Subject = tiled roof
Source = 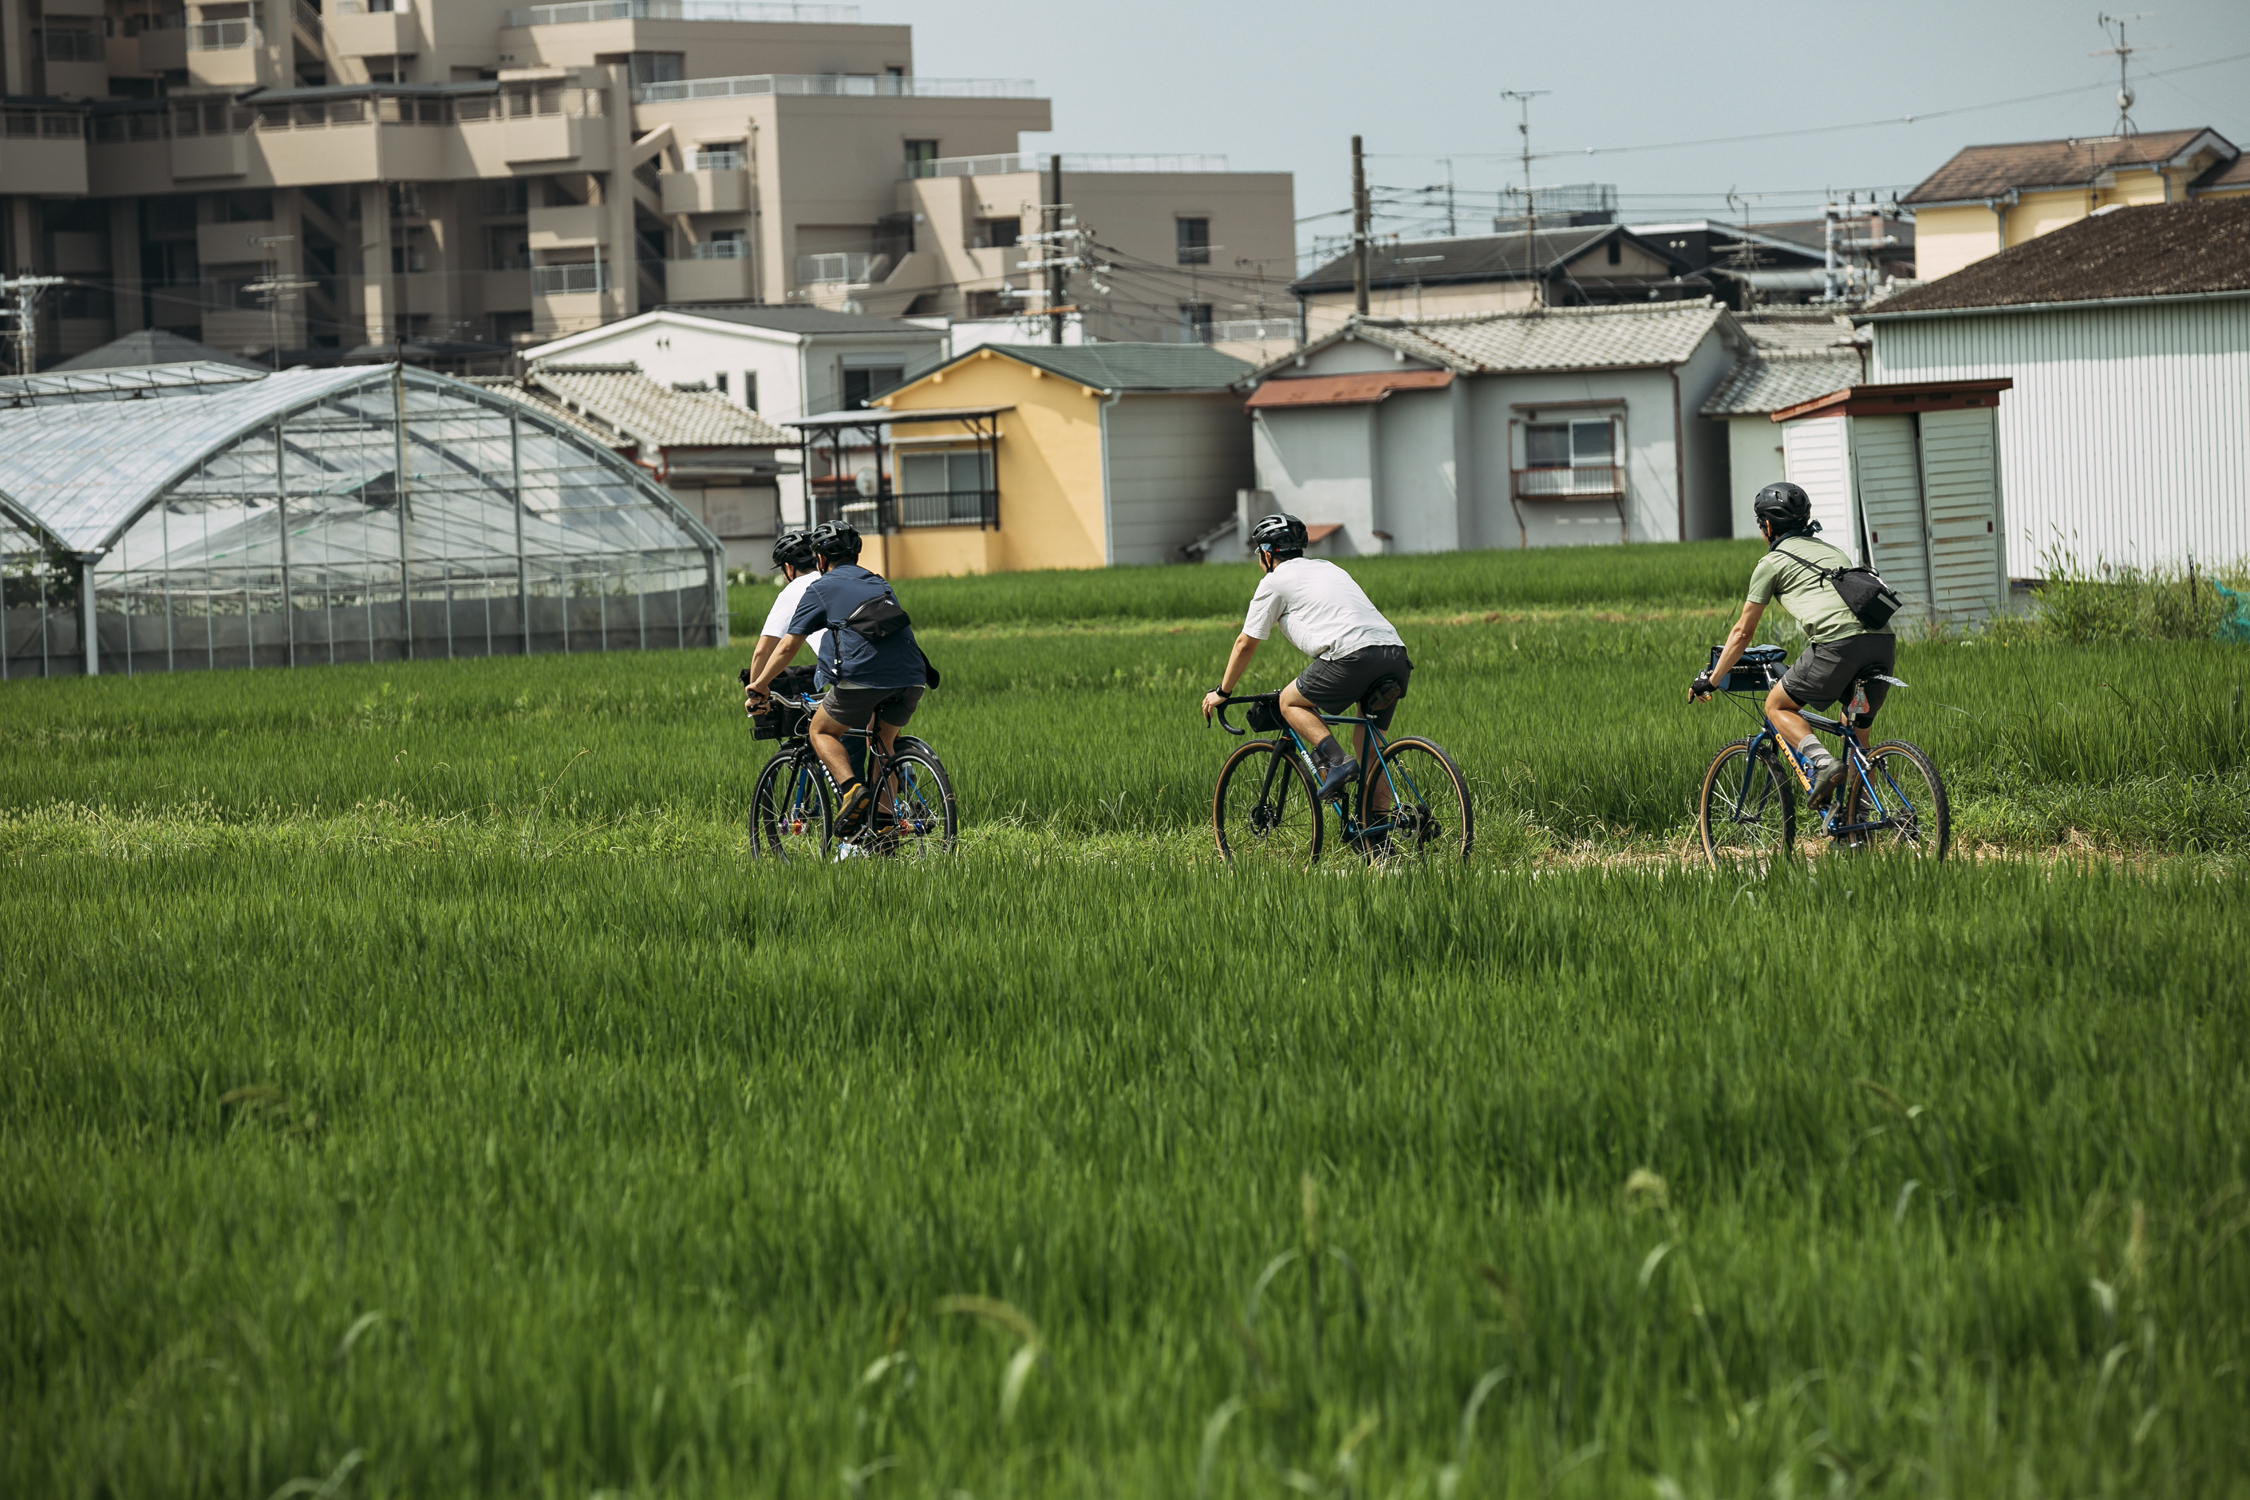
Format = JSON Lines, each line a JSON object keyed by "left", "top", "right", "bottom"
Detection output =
{"left": 1294, "top": 227, "right": 1626, "bottom": 292}
{"left": 1733, "top": 312, "right": 1861, "bottom": 354}
{"left": 481, "top": 363, "right": 793, "bottom": 450}
{"left": 923, "top": 342, "right": 1254, "bottom": 393}
{"left": 1903, "top": 128, "right": 2232, "bottom": 204}
{"left": 1866, "top": 198, "right": 2250, "bottom": 316}
{"left": 1700, "top": 353, "right": 1865, "bottom": 416}
{"left": 657, "top": 304, "right": 945, "bottom": 336}
{"left": 53, "top": 329, "right": 267, "bottom": 373}
{"left": 2194, "top": 152, "right": 2250, "bottom": 193}
{"left": 1321, "top": 301, "right": 1730, "bottom": 375}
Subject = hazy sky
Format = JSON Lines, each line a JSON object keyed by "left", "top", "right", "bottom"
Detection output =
{"left": 913, "top": 0, "right": 2250, "bottom": 263}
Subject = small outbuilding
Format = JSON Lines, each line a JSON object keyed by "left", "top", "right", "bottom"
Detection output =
{"left": 1772, "top": 378, "right": 2013, "bottom": 626}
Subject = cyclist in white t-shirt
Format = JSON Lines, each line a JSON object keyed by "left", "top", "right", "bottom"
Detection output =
{"left": 1201, "top": 513, "right": 1412, "bottom": 800}
{"left": 746, "top": 529, "right": 829, "bottom": 690}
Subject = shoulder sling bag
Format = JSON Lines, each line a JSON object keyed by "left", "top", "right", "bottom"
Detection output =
{"left": 1772, "top": 543, "right": 1904, "bottom": 630}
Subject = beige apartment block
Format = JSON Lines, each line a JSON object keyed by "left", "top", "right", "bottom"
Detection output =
{"left": 0, "top": 0, "right": 1292, "bottom": 373}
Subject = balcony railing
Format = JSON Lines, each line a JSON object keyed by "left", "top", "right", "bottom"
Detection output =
{"left": 510, "top": 1, "right": 861, "bottom": 24}
{"left": 3, "top": 108, "right": 85, "bottom": 140}
{"left": 1209, "top": 318, "right": 1296, "bottom": 343}
{"left": 532, "top": 263, "right": 611, "bottom": 295}
{"left": 636, "top": 73, "right": 1036, "bottom": 103}
{"left": 37, "top": 28, "right": 106, "bottom": 62}
{"left": 689, "top": 238, "right": 748, "bottom": 260}
{"left": 796, "top": 251, "right": 887, "bottom": 284}
{"left": 1511, "top": 466, "right": 1624, "bottom": 500}
{"left": 293, "top": 0, "right": 324, "bottom": 41}
{"left": 905, "top": 151, "right": 1228, "bottom": 179}
{"left": 692, "top": 148, "right": 744, "bottom": 169}
{"left": 815, "top": 489, "right": 998, "bottom": 533}
{"left": 188, "top": 19, "right": 259, "bottom": 49}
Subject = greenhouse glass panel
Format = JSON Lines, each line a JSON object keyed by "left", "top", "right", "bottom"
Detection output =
{"left": 0, "top": 366, "right": 724, "bottom": 676}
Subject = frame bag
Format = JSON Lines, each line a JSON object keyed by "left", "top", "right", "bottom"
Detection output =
{"left": 1774, "top": 543, "right": 1903, "bottom": 630}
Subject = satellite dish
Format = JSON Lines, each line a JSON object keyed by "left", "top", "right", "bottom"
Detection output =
{"left": 854, "top": 467, "right": 879, "bottom": 497}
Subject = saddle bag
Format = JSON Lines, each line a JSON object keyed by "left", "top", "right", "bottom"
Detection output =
{"left": 1361, "top": 674, "right": 1407, "bottom": 717}
{"left": 1775, "top": 543, "right": 1903, "bottom": 630}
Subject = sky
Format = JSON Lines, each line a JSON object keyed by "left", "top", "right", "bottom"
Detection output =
{"left": 911, "top": 0, "right": 2250, "bottom": 267}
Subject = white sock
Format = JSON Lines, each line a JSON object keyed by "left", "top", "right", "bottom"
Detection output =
{"left": 1797, "top": 732, "right": 1833, "bottom": 769}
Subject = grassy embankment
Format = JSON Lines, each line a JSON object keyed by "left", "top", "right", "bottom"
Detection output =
{"left": 4, "top": 541, "right": 2248, "bottom": 1498}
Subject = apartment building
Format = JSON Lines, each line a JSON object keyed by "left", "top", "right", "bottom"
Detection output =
{"left": 0, "top": 1, "right": 1292, "bottom": 369}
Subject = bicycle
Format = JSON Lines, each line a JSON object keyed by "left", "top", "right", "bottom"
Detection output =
{"left": 1208, "top": 691, "right": 1472, "bottom": 866}
{"left": 1693, "top": 643, "right": 1949, "bottom": 868}
{"left": 747, "top": 682, "right": 957, "bottom": 862}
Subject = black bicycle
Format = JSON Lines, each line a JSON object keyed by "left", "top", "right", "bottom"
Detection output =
{"left": 1694, "top": 644, "right": 1949, "bottom": 868}
{"left": 747, "top": 678, "right": 956, "bottom": 862}
{"left": 1209, "top": 692, "right": 1472, "bottom": 866}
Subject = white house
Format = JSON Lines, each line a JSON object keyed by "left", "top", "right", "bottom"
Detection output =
{"left": 525, "top": 305, "right": 950, "bottom": 526}
{"left": 1699, "top": 312, "right": 1865, "bottom": 537}
{"left": 1860, "top": 198, "right": 2250, "bottom": 574}
{"left": 1236, "top": 303, "right": 1745, "bottom": 556}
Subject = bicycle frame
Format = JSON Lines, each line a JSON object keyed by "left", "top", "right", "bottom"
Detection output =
{"left": 768, "top": 692, "right": 941, "bottom": 842}
{"left": 1732, "top": 705, "right": 1916, "bottom": 841}
{"left": 1215, "top": 697, "right": 1425, "bottom": 845}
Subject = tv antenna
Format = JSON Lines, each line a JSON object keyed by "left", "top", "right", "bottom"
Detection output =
{"left": 2094, "top": 13, "right": 2163, "bottom": 136}
{"left": 1499, "top": 90, "right": 1549, "bottom": 304}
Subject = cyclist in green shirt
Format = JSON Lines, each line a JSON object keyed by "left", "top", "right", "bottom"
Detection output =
{"left": 1695, "top": 482, "right": 1896, "bottom": 808}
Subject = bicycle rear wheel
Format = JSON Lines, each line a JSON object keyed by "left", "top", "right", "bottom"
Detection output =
{"left": 1698, "top": 739, "right": 1794, "bottom": 870}
{"left": 1841, "top": 739, "right": 1950, "bottom": 860}
{"left": 1214, "top": 740, "right": 1324, "bottom": 867}
{"left": 859, "top": 743, "right": 958, "bottom": 861}
{"left": 749, "top": 749, "right": 832, "bottom": 861}
{"left": 1359, "top": 736, "right": 1473, "bottom": 863}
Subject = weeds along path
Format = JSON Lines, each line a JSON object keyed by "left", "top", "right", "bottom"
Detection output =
{"left": 3, "top": 840, "right": 2247, "bottom": 1496}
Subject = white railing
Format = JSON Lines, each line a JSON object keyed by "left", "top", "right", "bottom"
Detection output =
{"left": 689, "top": 238, "right": 748, "bottom": 260}
{"left": 905, "top": 151, "right": 1228, "bottom": 180}
{"left": 293, "top": 0, "right": 324, "bottom": 40}
{"left": 1512, "top": 466, "right": 1624, "bottom": 500}
{"left": 636, "top": 73, "right": 1037, "bottom": 103}
{"left": 796, "top": 251, "right": 887, "bottom": 284}
{"left": 510, "top": 1, "right": 860, "bottom": 25}
{"left": 691, "top": 148, "right": 745, "bottom": 170}
{"left": 532, "top": 262, "right": 610, "bottom": 295}
{"left": 188, "top": 19, "right": 259, "bottom": 49}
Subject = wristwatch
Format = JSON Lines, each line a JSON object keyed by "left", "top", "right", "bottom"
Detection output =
{"left": 1211, "top": 684, "right": 1230, "bottom": 697}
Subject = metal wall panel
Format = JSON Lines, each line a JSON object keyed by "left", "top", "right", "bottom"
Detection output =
{"left": 1918, "top": 408, "right": 2005, "bottom": 620}
{"left": 1852, "top": 415, "right": 1930, "bottom": 620}
{"left": 1779, "top": 415, "right": 1857, "bottom": 563}
{"left": 1870, "top": 297, "right": 2250, "bottom": 574}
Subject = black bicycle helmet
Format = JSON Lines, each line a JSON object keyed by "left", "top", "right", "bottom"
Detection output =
{"left": 771, "top": 529, "right": 818, "bottom": 570}
{"left": 809, "top": 519, "right": 862, "bottom": 563}
{"left": 1248, "top": 512, "right": 1309, "bottom": 553}
{"left": 1752, "top": 482, "right": 1813, "bottom": 533}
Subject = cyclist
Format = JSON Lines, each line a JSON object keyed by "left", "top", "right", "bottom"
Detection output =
{"left": 1694, "top": 481, "right": 1896, "bottom": 808}
{"left": 746, "top": 528, "right": 828, "bottom": 685}
{"left": 742, "top": 520, "right": 927, "bottom": 834}
{"left": 1201, "top": 512, "right": 1411, "bottom": 801}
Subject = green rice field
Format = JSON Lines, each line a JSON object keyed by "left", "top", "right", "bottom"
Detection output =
{"left": 5, "top": 541, "right": 2247, "bottom": 1498}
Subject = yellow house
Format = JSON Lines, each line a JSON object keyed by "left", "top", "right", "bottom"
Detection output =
{"left": 1904, "top": 128, "right": 2239, "bottom": 282}
{"left": 805, "top": 343, "right": 1255, "bottom": 578}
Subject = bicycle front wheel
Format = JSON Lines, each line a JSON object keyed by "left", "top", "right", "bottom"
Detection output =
{"left": 867, "top": 743, "right": 958, "bottom": 861}
{"left": 1214, "top": 740, "right": 1324, "bottom": 867}
{"left": 1842, "top": 739, "right": 1950, "bottom": 860}
{"left": 1698, "top": 739, "right": 1795, "bottom": 870}
{"left": 1360, "top": 736, "right": 1473, "bottom": 863}
{"left": 749, "top": 749, "right": 832, "bottom": 861}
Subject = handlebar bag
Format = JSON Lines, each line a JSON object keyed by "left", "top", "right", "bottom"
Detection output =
{"left": 1245, "top": 698, "right": 1284, "bottom": 733}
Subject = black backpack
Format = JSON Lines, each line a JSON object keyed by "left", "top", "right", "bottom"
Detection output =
{"left": 1773, "top": 543, "right": 1904, "bottom": 630}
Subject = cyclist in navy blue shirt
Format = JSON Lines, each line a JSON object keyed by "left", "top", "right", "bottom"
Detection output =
{"left": 743, "top": 520, "right": 926, "bottom": 833}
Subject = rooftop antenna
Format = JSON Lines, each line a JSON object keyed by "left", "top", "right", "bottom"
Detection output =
{"left": 2094, "top": 13, "right": 2155, "bottom": 135}
{"left": 1500, "top": 90, "right": 1549, "bottom": 306}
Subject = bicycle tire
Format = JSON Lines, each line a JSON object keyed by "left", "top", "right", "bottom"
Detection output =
{"left": 1698, "top": 738, "right": 1795, "bottom": 870}
{"left": 1841, "top": 739, "right": 1950, "bottom": 860}
{"left": 749, "top": 748, "right": 832, "bottom": 861}
{"left": 1214, "top": 739, "right": 1325, "bottom": 867}
{"left": 1357, "top": 736, "right": 1474, "bottom": 863}
{"left": 856, "top": 743, "right": 958, "bottom": 861}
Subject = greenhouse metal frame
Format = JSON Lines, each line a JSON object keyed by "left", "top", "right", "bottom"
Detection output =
{"left": 0, "top": 363, "right": 728, "bottom": 677}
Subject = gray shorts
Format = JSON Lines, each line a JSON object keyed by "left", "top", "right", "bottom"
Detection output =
{"left": 819, "top": 682, "right": 924, "bottom": 729}
{"left": 1295, "top": 644, "right": 1412, "bottom": 729}
{"left": 1780, "top": 633, "right": 1895, "bottom": 716}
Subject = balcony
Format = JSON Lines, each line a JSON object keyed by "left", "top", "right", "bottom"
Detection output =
{"left": 509, "top": 1, "right": 860, "bottom": 23}
{"left": 529, "top": 203, "right": 605, "bottom": 250}
{"left": 531, "top": 262, "right": 611, "bottom": 295}
{"left": 796, "top": 251, "right": 887, "bottom": 285}
{"left": 328, "top": 5, "right": 425, "bottom": 58}
{"left": 635, "top": 73, "right": 1036, "bottom": 103}
{"left": 186, "top": 21, "right": 264, "bottom": 90}
{"left": 904, "top": 151, "right": 1229, "bottom": 180}
{"left": 1511, "top": 466, "right": 1625, "bottom": 500}
{"left": 0, "top": 109, "right": 89, "bottom": 195}
{"left": 660, "top": 168, "right": 749, "bottom": 214}
{"left": 666, "top": 254, "right": 753, "bottom": 302}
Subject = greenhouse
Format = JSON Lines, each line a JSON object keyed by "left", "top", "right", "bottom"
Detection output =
{"left": 0, "top": 363, "right": 727, "bottom": 678}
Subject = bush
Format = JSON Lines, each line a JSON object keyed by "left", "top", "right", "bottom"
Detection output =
{"left": 2026, "top": 544, "right": 2249, "bottom": 645}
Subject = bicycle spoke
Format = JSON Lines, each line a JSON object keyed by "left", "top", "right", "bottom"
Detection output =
{"left": 1361, "top": 737, "right": 1473, "bottom": 864}
{"left": 1699, "top": 740, "right": 1793, "bottom": 870}
{"left": 1214, "top": 741, "right": 1323, "bottom": 866}
{"left": 1841, "top": 741, "right": 1950, "bottom": 860}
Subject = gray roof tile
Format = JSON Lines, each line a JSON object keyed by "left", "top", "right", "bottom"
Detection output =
{"left": 1700, "top": 354, "right": 1864, "bottom": 416}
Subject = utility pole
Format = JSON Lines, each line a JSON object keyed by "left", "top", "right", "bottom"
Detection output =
{"left": 2, "top": 275, "right": 67, "bottom": 376}
{"left": 1350, "top": 135, "right": 1369, "bottom": 316}
{"left": 1500, "top": 90, "right": 1549, "bottom": 306}
{"left": 1046, "top": 154, "right": 1065, "bottom": 344}
{"left": 2094, "top": 13, "right": 2156, "bottom": 136}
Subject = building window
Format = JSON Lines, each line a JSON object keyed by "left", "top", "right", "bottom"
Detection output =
{"left": 1178, "top": 303, "right": 1214, "bottom": 342}
{"left": 627, "top": 53, "right": 684, "bottom": 85}
{"left": 965, "top": 290, "right": 1008, "bottom": 320}
{"left": 973, "top": 217, "right": 1019, "bottom": 249}
{"left": 904, "top": 139, "right": 939, "bottom": 176}
{"left": 716, "top": 373, "right": 729, "bottom": 396}
{"left": 1525, "top": 418, "right": 1614, "bottom": 469}
{"left": 843, "top": 366, "right": 904, "bottom": 408}
{"left": 1606, "top": 238, "right": 1622, "bottom": 266}
{"left": 742, "top": 372, "right": 759, "bottom": 409}
{"left": 487, "top": 229, "right": 529, "bottom": 270}
{"left": 37, "top": 24, "right": 103, "bottom": 62}
{"left": 900, "top": 450, "right": 993, "bottom": 524}
{"left": 1176, "top": 217, "right": 1210, "bottom": 265}
{"left": 694, "top": 141, "right": 746, "bottom": 171}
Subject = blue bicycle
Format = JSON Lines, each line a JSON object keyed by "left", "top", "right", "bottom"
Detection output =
{"left": 1695, "top": 644, "right": 1950, "bottom": 867}
{"left": 747, "top": 679, "right": 956, "bottom": 862}
{"left": 1210, "top": 692, "right": 1472, "bottom": 866}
